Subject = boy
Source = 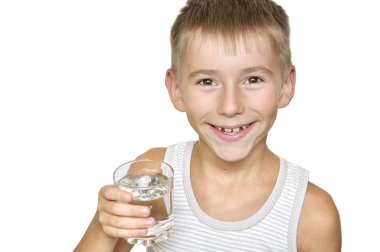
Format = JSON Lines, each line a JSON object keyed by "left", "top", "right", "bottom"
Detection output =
{"left": 75, "top": 0, "right": 341, "bottom": 251}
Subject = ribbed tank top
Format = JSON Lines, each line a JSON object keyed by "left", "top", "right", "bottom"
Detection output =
{"left": 147, "top": 141, "right": 309, "bottom": 252}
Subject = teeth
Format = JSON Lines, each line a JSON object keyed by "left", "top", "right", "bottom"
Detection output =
{"left": 213, "top": 123, "right": 251, "bottom": 134}
{"left": 232, "top": 128, "right": 240, "bottom": 133}
{"left": 224, "top": 128, "right": 233, "bottom": 133}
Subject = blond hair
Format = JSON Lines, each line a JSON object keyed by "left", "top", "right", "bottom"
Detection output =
{"left": 170, "top": 0, "right": 291, "bottom": 78}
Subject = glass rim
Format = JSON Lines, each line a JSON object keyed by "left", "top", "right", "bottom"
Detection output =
{"left": 113, "top": 159, "right": 174, "bottom": 184}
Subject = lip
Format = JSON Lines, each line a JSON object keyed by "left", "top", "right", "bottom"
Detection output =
{"left": 207, "top": 122, "right": 256, "bottom": 142}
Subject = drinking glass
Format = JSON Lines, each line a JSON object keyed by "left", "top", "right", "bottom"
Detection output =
{"left": 113, "top": 159, "right": 174, "bottom": 246}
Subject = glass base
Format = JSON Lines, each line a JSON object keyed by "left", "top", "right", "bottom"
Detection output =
{"left": 127, "top": 232, "right": 170, "bottom": 247}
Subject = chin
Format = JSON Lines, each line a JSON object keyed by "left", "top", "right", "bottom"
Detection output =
{"left": 213, "top": 145, "right": 252, "bottom": 163}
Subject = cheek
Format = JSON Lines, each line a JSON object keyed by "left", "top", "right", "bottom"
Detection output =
{"left": 183, "top": 97, "right": 211, "bottom": 134}
{"left": 185, "top": 89, "right": 213, "bottom": 111}
{"left": 183, "top": 92, "right": 209, "bottom": 120}
{"left": 186, "top": 100, "right": 208, "bottom": 121}
{"left": 249, "top": 91, "right": 279, "bottom": 117}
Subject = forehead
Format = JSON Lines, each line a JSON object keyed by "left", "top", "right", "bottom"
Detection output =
{"left": 188, "top": 30, "right": 274, "bottom": 56}
{"left": 180, "top": 31, "right": 279, "bottom": 73}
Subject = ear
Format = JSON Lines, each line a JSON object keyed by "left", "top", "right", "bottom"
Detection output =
{"left": 165, "top": 68, "right": 186, "bottom": 112}
{"left": 278, "top": 65, "right": 296, "bottom": 109}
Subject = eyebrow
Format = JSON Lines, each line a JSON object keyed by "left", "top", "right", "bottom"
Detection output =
{"left": 188, "top": 69, "right": 218, "bottom": 79}
{"left": 187, "top": 66, "right": 274, "bottom": 79}
{"left": 240, "top": 66, "right": 274, "bottom": 76}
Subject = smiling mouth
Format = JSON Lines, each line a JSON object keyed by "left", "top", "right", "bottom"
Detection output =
{"left": 211, "top": 123, "right": 253, "bottom": 134}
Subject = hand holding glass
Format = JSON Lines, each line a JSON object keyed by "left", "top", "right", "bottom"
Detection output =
{"left": 113, "top": 159, "right": 174, "bottom": 246}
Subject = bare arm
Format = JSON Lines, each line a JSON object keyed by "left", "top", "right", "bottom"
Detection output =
{"left": 74, "top": 186, "right": 140, "bottom": 252}
{"left": 297, "top": 182, "right": 342, "bottom": 252}
{"left": 74, "top": 148, "right": 166, "bottom": 252}
{"left": 74, "top": 211, "right": 133, "bottom": 252}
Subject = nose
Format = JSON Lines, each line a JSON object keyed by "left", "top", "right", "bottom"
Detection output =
{"left": 217, "top": 85, "right": 244, "bottom": 117}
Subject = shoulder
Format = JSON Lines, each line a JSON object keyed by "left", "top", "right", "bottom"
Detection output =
{"left": 297, "top": 182, "right": 342, "bottom": 252}
{"left": 136, "top": 147, "right": 167, "bottom": 161}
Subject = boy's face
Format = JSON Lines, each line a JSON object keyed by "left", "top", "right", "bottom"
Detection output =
{"left": 166, "top": 33, "right": 295, "bottom": 162}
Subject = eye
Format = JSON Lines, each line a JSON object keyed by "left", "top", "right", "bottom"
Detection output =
{"left": 245, "top": 76, "right": 263, "bottom": 85}
{"left": 197, "top": 78, "right": 216, "bottom": 86}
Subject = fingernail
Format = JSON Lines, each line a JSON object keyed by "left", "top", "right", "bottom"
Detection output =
{"left": 140, "top": 207, "right": 150, "bottom": 216}
{"left": 138, "top": 229, "right": 148, "bottom": 235}
{"left": 146, "top": 218, "right": 155, "bottom": 227}
{"left": 123, "top": 192, "right": 131, "bottom": 201}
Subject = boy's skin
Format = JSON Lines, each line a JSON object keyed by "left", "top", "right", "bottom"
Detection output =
{"left": 75, "top": 30, "right": 341, "bottom": 252}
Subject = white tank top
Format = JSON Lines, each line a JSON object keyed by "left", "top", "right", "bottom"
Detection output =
{"left": 148, "top": 141, "right": 309, "bottom": 252}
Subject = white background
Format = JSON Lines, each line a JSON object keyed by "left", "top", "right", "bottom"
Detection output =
{"left": 1, "top": 1, "right": 379, "bottom": 251}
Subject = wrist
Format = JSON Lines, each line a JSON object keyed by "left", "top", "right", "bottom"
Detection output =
{"left": 74, "top": 211, "right": 118, "bottom": 252}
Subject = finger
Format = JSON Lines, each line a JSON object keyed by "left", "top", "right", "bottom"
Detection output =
{"left": 102, "top": 225, "right": 148, "bottom": 239}
{"left": 99, "top": 185, "right": 132, "bottom": 203}
{"left": 99, "top": 200, "right": 151, "bottom": 217}
{"left": 99, "top": 212, "right": 156, "bottom": 229}
{"left": 130, "top": 160, "right": 163, "bottom": 175}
